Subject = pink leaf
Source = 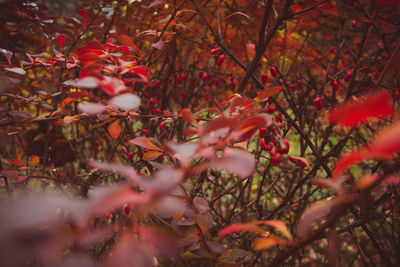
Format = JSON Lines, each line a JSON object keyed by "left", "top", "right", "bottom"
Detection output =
{"left": 152, "top": 40, "right": 165, "bottom": 50}
{"left": 199, "top": 147, "right": 255, "bottom": 178}
{"left": 0, "top": 48, "right": 13, "bottom": 65}
{"left": 193, "top": 196, "right": 210, "bottom": 211}
{"left": 78, "top": 102, "right": 107, "bottom": 115}
{"left": 109, "top": 93, "right": 141, "bottom": 111}
{"left": 74, "top": 77, "right": 100, "bottom": 88}
{"left": 4, "top": 67, "right": 25, "bottom": 75}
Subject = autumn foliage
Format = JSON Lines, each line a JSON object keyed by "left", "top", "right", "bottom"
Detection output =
{"left": 0, "top": 0, "right": 399, "bottom": 266}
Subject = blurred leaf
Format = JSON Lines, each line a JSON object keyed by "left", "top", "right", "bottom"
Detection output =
{"left": 109, "top": 93, "right": 141, "bottom": 111}
{"left": 328, "top": 91, "right": 394, "bottom": 127}
{"left": 193, "top": 196, "right": 210, "bottom": 211}
{"left": 78, "top": 102, "right": 107, "bottom": 115}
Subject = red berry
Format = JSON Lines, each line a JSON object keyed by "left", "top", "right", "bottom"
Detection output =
{"left": 270, "top": 67, "right": 278, "bottom": 78}
{"left": 344, "top": 72, "right": 352, "bottom": 82}
{"left": 395, "top": 91, "right": 400, "bottom": 100}
{"left": 143, "top": 129, "right": 149, "bottom": 136}
{"left": 105, "top": 212, "right": 110, "bottom": 219}
{"left": 128, "top": 152, "right": 134, "bottom": 160}
{"left": 364, "top": 19, "right": 373, "bottom": 26}
{"left": 267, "top": 105, "right": 276, "bottom": 113}
{"left": 168, "top": 77, "right": 173, "bottom": 84}
{"left": 261, "top": 74, "right": 268, "bottom": 84}
{"left": 331, "top": 79, "right": 339, "bottom": 90}
{"left": 198, "top": 71, "right": 204, "bottom": 78}
{"left": 269, "top": 148, "right": 277, "bottom": 157}
{"left": 124, "top": 204, "right": 130, "bottom": 215}
{"left": 149, "top": 97, "right": 156, "bottom": 104}
{"left": 270, "top": 153, "right": 281, "bottom": 166}
{"left": 161, "top": 132, "right": 168, "bottom": 138}
{"left": 217, "top": 54, "right": 225, "bottom": 65}
{"left": 278, "top": 139, "right": 290, "bottom": 154}
{"left": 180, "top": 73, "right": 186, "bottom": 81}
{"left": 259, "top": 127, "right": 267, "bottom": 137}
{"left": 275, "top": 114, "right": 282, "bottom": 122}
{"left": 159, "top": 121, "right": 165, "bottom": 130}
{"left": 260, "top": 138, "right": 269, "bottom": 150}
{"left": 351, "top": 19, "right": 357, "bottom": 27}
{"left": 359, "top": 66, "right": 369, "bottom": 72}
{"left": 155, "top": 80, "right": 161, "bottom": 87}
{"left": 211, "top": 48, "right": 220, "bottom": 54}
{"left": 313, "top": 97, "right": 323, "bottom": 110}
{"left": 231, "top": 80, "right": 236, "bottom": 89}
{"left": 212, "top": 78, "right": 220, "bottom": 86}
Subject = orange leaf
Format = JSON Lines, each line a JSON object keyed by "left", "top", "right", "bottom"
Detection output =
{"left": 253, "top": 236, "right": 287, "bottom": 250}
{"left": 142, "top": 150, "right": 162, "bottom": 161}
{"left": 328, "top": 91, "right": 394, "bottom": 127}
{"left": 224, "top": 11, "right": 251, "bottom": 20}
{"left": 218, "top": 223, "right": 266, "bottom": 237}
{"left": 108, "top": 120, "right": 121, "bottom": 140}
{"left": 129, "top": 137, "right": 162, "bottom": 151}
{"left": 61, "top": 97, "right": 78, "bottom": 110}
{"left": 253, "top": 220, "right": 293, "bottom": 240}
{"left": 30, "top": 155, "right": 40, "bottom": 166}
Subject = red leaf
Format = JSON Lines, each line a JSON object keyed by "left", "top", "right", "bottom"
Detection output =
{"left": 179, "top": 108, "right": 195, "bottom": 123}
{"left": 255, "top": 86, "right": 283, "bottom": 102}
{"left": 253, "top": 236, "right": 286, "bottom": 250}
{"left": 108, "top": 120, "right": 121, "bottom": 140}
{"left": 296, "top": 200, "right": 333, "bottom": 238}
{"left": 328, "top": 91, "right": 394, "bottom": 127}
{"left": 57, "top": 35, "right": 65, "bottom": 47}
{"left": 332, "top": 150, "right": 367, "bottom": 178}
{"left": 229, "top": 115, "right": 271, "bottom": 141}
{"left": 368, "top": 121, "right": 400, "bottom": 158}
{"left": 196, "top": 212, "right": 213, "bottom": 233}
